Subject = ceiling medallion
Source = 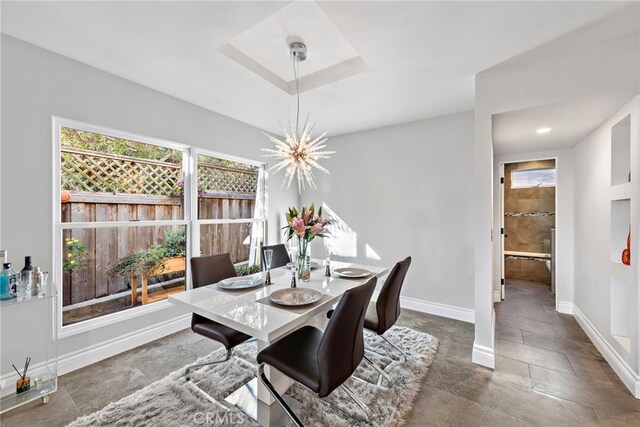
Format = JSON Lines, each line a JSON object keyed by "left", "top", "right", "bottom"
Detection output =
{"left": 262, "top": 42, "right": 334, "bottom": 193}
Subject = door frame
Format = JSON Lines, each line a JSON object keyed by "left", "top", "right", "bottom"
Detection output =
{"left": 499, "top": 163, "right": 506, "bottom": 299}
{"left": 498, "top": 157, "right": 558, "bottom": 304}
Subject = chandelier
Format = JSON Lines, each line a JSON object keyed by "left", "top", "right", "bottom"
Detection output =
{"left": 262, "top": 42, "right": 334, "bottom": 193}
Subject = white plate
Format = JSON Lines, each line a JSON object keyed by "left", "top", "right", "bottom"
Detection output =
{"left": 286, "top": 261, "right": 322, "bottom": 270}
{"left": 333, "top": 267, "right": 371, "bottom": 278}
{"left": 218, "top": 276, "right": 264, "bottom": 290}
{"left": 269, "top": 288, "right": 323, "bottom": 306}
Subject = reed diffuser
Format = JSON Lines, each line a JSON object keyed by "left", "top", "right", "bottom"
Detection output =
{"left": 13, "top": 357, "right": 31, "bottom": 394}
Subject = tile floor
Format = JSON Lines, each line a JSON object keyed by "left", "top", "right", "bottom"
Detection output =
{"left": 2, "top": 279, "right": 640, "bottom": 426}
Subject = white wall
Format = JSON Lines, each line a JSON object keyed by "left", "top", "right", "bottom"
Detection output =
{"left": 0, "top": 35, "right": 298, "bottom": 375}
{"left": 474, "top": 5, "right": 639, "bottom": 368}
{"left": 573, "top": 96, "right": 640, "bottom": 396}
{"left": 492, "top": 149, "right": 575, "bottom": 311}
{"left": 301, "top": 111, "right": 476, "bottom": 321}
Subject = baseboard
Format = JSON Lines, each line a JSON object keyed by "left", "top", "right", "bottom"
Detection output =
{"left": 58, "top": 314, "right": 191, "bottom": 375}
{"left": 493, "top": 290, "right": 501, "bottom": 303}
{"left": 572, "top": 305, "right": 640, "bottom": 398}
{"left": 373, "top": 291, "right": 475, "bottom": 323}
{"left": 472, "top": 341, "right": 495, "bottom": 369}
{"left": 557, "top": 300, "right": 574, "bottom": 314}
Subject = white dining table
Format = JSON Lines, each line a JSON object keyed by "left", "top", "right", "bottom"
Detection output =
{"left": 168, "top": 259, "right": 388, "bottom": 426}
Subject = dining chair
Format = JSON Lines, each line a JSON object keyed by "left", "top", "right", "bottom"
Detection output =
{"left": 325, "top": 257, "right": 411, "bottom": 385}
{"left": 185, "top": 254, "right": 252, "bottom": 381}
{"left": 364, "top": 256, "right": 412, "bottom": 362}
{"left": 257, "top": 277, "right": 377, "bottom": 426}
{"left": 260, "top": 243, "right": 290, "bottom": 270}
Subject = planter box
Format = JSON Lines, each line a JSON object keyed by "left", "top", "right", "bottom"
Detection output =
{"left": 131, "top": 256, "right": 186, "bottom": 305}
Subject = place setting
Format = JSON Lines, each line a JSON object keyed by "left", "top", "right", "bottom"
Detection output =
{"left": 332, "top": 267, "right": 372, "bottom": 279}
{"left": 257, "top": 288, "right": 332, "bottom": 315}
{"left": 213, "top": 275, "right": 266, "bottom": 294}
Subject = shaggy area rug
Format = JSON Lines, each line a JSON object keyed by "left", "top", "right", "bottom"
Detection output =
{"left": 68, "top": 327, "right": 438, "bottom": 427}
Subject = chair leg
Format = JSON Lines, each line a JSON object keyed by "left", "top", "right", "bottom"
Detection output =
{"left": 380, "top": 334, "right": 408, "bottom": 363}
{"left": 363, "top": 354, "right": 390, "bottom": 386}
{"left": 185, "top": 349, "right": 232, "bottom": 381}
{"left": 340, "top": 384, "right": 371, "bottom": 423}
{"left": 258, "top": 363, "right": 304, "bottom": 427}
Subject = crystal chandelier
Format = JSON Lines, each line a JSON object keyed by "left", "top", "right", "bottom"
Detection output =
{"left": 262, "top": 42, "right": 334, "bottom": 193}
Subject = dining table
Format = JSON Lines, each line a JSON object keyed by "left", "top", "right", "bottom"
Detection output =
{"left": 168, "top": 259, "right": 388, "bottom": 426}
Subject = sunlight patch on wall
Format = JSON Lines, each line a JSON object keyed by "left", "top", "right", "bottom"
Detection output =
{"left": 322, "top": 203, "right": 357, "bottom": 257}
{"left": 365, "top": 244, "right": 381, "bottom": 261}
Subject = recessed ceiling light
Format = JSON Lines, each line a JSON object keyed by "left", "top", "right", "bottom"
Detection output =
{"left": 536, "top": 127, "right": 551, "bottom": 134}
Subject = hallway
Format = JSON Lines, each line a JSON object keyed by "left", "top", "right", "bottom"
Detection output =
{"left": 495, "top": 280, "right": 640, "bottom": 425}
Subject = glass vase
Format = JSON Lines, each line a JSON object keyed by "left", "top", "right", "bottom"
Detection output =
{"left": 297, "top": 239, "right": 311, "bottom": 282}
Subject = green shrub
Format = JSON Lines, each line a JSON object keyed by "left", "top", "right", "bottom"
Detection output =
{"left": 63, "top": 237, "right": 88, "bottom": 273}
{"left": 109, "top": 228, "right": 186, "bottom": 278}
{"left": 235, "top": 264, "right": 261, "bottom": 276}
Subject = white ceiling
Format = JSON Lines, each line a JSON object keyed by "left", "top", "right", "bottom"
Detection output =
{"left": 492, "top": 91, "right": 637, "bottom": 155}
{"left": 0, "top": 1, "right": 631, "bottom": 136}
{"left": 220, "top": 0, "right": 366, "bottom": 94}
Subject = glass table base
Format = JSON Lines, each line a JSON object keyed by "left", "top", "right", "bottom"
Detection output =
{"left": 225, "top": 377, "right": 302, "bottom": 426}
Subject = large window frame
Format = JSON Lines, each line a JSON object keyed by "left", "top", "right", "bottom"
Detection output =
{"left": 53, "top": 117, "right": 266, "bottom": 337}
{"left": 192, "top": 148, "right": 267, "bottom": 264}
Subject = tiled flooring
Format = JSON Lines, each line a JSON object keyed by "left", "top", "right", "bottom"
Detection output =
{"left": 2, "top": 280, "right": 640, "bottom": 426}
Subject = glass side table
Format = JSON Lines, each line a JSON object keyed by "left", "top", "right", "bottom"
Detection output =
{"left": 0, "top": 290, "right": 58, "bottom": 414}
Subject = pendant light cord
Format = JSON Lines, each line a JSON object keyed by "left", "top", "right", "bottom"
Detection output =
{"left": 292, "top": 57, "right": 300, "bottom": 138}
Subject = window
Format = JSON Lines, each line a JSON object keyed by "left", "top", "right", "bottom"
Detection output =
{"left": 194, "top": 152, "right": 266, "bottom": 267}
{"left": 54, "top": 118, "right": 265, "bottom": 333}
{"left": 510, "top": 168, "right": 556, "bottom": 189}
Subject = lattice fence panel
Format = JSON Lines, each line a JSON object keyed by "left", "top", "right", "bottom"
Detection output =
{"left": 198, "top": 164, "right": 258, "bottom": 194}
{"left": 61, "top": 148, "right": 259, "bottom": 196}
{"left": 61, "top": 149, "right": 181, "bottom": 196}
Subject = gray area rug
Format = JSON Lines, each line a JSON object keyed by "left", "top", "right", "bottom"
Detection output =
{"left": 68, "top": 327, "right": 438, "bottom": 426}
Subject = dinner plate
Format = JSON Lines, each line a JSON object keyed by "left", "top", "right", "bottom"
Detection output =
{"left": 218, "top": 276, "right": 264, "bottom": 290}
{"left": 286, "top": 261, "right": 322, "bottom": 270}
{"left": 269, "top": 288, "right": 323, "bottom": 306}
{"left": 333, "top": 267, "right": 371, "bottom": 278}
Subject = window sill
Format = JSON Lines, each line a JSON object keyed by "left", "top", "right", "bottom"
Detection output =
{"left": 58, "top": 299, "right": 179, "bottom": 339}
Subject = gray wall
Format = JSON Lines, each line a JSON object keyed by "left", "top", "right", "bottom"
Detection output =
{"left": 0, "top": 35, "right": 298, "bottom": 373}
{"left": 573, "top": 96, "right": 639, "bottom": 376}
{"left": 302, "top": 111, "right": 476, "bottom": 311}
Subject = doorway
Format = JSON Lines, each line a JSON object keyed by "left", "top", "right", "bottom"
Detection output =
{"left": 499, "top": 159, "right": 556, "bottom": 302}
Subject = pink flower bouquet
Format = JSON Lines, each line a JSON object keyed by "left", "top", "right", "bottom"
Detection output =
{"left": 283, "top": 204, "right": 330, "bottom": 280}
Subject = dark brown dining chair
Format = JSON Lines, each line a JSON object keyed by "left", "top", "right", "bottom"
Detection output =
{"left": 185, "top": 254, "right": 252, "bottom": 380}
{"left": 260, "top": 243, "right": 290, "bottom": 270}
{"left": 257, "top": 277, "right": 377, "bottom": 426}
{"left": 364, "top": 256, "right": 412, "bottom": 362}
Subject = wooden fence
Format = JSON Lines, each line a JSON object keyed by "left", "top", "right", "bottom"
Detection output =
{"left": 62, "top": 193, "right": 255, "bottom": 306}
{"left": 199, "top": 194, "right": 256, "bottom": 261}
